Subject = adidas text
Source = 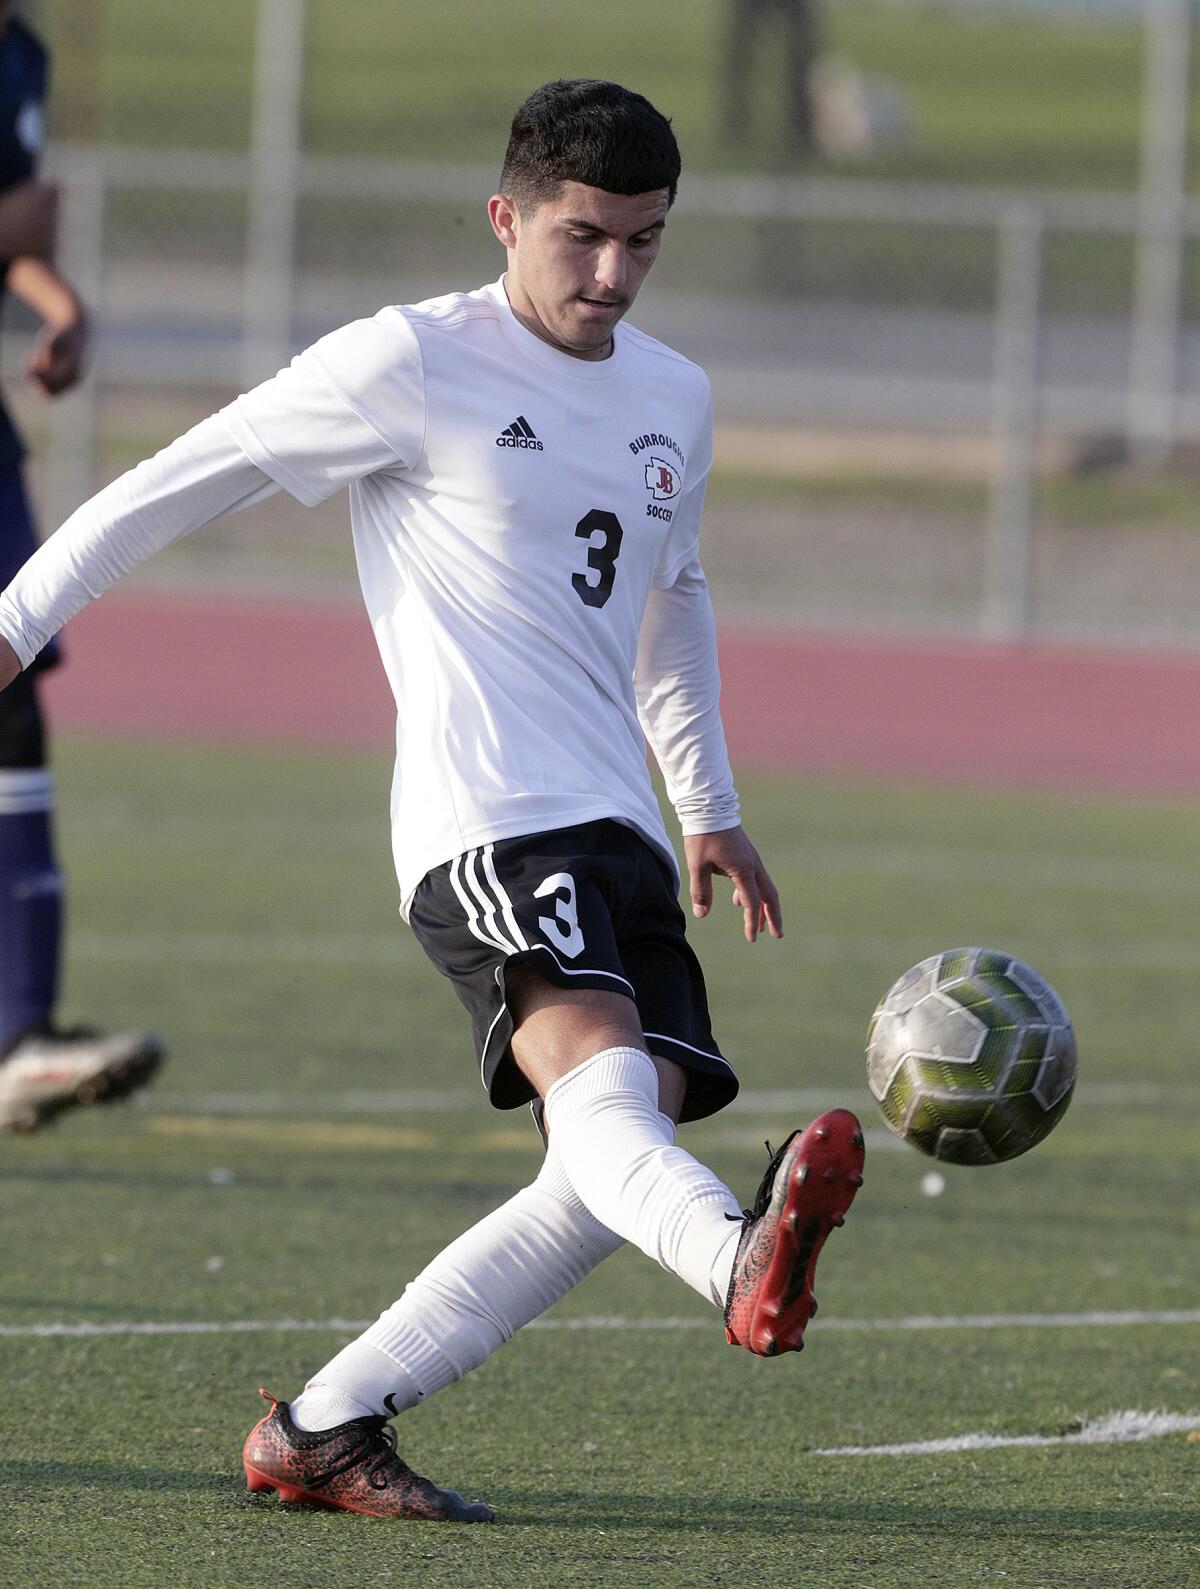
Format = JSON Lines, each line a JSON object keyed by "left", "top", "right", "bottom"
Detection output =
{"left": 496, "top": 416, "right": 543, "bottom": 450}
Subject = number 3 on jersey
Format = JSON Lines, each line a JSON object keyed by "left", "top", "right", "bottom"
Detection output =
{"left": 572, "top": 509, "right": 624, "bottom": 609}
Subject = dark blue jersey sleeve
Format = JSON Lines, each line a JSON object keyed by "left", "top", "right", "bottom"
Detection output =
{"left": 0, "top": 19, "right": 46, "bottom": 196}
{"left": 0, "top": 20, "right": 49, "bottom": 481}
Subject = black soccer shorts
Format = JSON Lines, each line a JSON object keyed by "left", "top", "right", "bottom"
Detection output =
{"left": 408, "top": 818, "right": 738, "bottom": 1123}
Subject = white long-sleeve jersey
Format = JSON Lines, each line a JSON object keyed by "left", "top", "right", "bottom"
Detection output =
{"left": 0, "top": 277, "right": 739, "bottom": 912}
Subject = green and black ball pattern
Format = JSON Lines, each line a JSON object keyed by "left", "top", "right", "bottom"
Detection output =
{"left": 865, "top": 947, "right": 1076, "bottom": 1165}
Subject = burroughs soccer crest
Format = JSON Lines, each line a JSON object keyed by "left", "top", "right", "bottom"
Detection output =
{"left": 644, "top": 457, "right": 679, "bottom": 500}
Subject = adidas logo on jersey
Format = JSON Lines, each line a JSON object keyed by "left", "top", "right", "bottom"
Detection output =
{"left": 496, "top": 415, "right": 543, "bottom": 450}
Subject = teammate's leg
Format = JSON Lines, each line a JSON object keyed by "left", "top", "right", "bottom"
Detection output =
{"left": 0, "top": 470, "right": 163, "bottom": 1131}
{"left": 0, "top": 670, "right": 61, "bottom": 1051}
{"left": 0, "top": 671, "right": 164, "bottom": 1131}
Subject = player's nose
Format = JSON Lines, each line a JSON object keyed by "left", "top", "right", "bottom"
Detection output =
{"left": 594, "top": 241, "right": 627, "bottom": 293}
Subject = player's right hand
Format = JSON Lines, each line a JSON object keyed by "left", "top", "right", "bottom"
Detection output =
{"left": 0, "top": 635, "right": 21, "bottom": 692}
{"left": 683, "top": 825, "right": 783, "bottom": 944}
{"left": 26, "top": 313, "right": 89, "bottom": 396}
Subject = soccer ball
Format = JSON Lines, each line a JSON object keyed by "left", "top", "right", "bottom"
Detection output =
{"left": 865, "top": 947, "right": 1076, "bottom": 1165}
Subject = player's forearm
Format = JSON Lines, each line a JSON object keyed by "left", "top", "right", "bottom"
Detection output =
{"left": 635, "top": 564, "right": 741, "bottom": 834}
{"left": 5, "top": 256, "right": 85, "bottom": 330}
{"left": 0, "top": 412, "right": 277, "bottom": 668}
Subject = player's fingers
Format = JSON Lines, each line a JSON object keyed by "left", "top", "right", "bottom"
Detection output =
{"left": 690, "top": 862, "right": 713, "bottom": 919}
{"left": 730, "top": 870, "right": 762, "bottom": 943}
{"left": 760, "top": 873, "right": 784, "bottom": 939}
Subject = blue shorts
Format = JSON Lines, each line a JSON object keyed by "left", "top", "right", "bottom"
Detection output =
{"left": 0, "top": 466, "right": 59, "bottom": 671}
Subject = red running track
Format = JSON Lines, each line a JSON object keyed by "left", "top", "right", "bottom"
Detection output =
{"left": 39, "top": 589, "right": 1200, "bottom": 795}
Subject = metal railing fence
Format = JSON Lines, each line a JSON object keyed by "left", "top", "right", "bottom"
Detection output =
{"left": 17, "top": 141, "right": 1198, "bottom": 641}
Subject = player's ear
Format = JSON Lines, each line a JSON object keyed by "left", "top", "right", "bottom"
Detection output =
{"left": 488, "top": 194, "right": 520, "bottom": 249}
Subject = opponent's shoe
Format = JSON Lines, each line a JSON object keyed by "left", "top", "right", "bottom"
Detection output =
{"left": 0, "top": 1023, "right": 164, "bottom": 1133}
{"left": 724, "top": 1107, "right": 865, "bottom": 1358}
{"left": 242, "top": 1390, "right": 495, "bottom": 1522}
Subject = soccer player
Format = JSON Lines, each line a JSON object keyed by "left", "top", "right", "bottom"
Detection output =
{"left": 0, "top": 79, "right": 863, "bottom": 1517}
{"left": 0, "top": 2, "right": 162, "bottom": 1133}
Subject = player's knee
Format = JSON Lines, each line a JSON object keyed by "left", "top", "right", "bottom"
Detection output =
{"left": 649, "top": 1054, "right": 688, "bottom": 1123}
{"left": 0, "top": 671, "right": 47, "bottom": 769}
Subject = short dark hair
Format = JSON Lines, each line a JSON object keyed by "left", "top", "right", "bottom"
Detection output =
{"left": 500, "top": 79, "right": 681, "bottom": 213}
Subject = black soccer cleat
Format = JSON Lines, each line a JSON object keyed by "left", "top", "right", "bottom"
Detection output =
{"left": 242, "top": 1390, "right": 495, "bottom": 1522}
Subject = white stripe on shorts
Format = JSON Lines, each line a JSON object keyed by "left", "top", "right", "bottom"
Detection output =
{"left": 480, "top": 844, "right": 529, "bottom": 952}
{"left": 449, "top": 852, "right": 512, "bottom": 956}
{"left": 463, "top": 847, "right": 521, "bottom": 954}
{"left": 643, "top": 1030, "right": 727, "bottom": 1064}
{"left": 526, "top": 940, "right": 635, "bottom": 996}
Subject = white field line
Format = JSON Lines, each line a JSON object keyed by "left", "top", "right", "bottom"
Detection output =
{"left": 71, "top": 926, "right": 1200, "bottom": 971}
{"left": 814, "top": 1409, "right": 1200, "bottom": 1457}
{"left": 3, "top": 1308, "right": 1198, "bottom": 1340}
{"left": 140, "top": 1086, "right": 865, "bottom": 1117}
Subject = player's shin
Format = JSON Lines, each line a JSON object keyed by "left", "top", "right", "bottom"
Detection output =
{"left": 289, "top": 1141, "right": 622, "bottom": 1431}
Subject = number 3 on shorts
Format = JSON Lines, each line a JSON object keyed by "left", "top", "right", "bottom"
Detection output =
{"left": 534, "top": 872, "right": 585, "bottom": 959}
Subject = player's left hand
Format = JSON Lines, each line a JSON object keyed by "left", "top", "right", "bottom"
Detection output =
{"left": 25, "top": 312, "right": 89, "bottom": 396}
{"left": 684, "top": 825, "right": 783, "bottom": 944}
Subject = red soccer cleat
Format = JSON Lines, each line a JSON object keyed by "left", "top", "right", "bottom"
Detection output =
{"left": 723, "top": 1108, "right": 865, "bottom": 1357}
{"left": 242, "top": 1390, "right": 494, "bottom": 1522}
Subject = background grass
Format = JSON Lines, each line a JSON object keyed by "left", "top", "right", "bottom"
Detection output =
{"left": 1, "top": 735, "right": 1197, "bottom": 1587}
{"left": 34, "top": 3, "right": 1200, "bottom": 352}
{"left": 40, "top": 0, "right": 1161, "bottom": 187}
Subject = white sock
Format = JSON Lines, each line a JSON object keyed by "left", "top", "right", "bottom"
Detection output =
{"left": 290, "top": 1140, "right": 623, "bottom": 1431}
{"left": 544, "top": 1046, "right": 744, "bottom": 1307}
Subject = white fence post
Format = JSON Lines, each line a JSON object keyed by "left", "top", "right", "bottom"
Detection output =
{"left": 240, "top": 0, "right": 306, "bottom": 389}
{"left": 45, "top": 143, "right": 105, "bottom": 527}
{"left": 1128, "top": 0, "right": 1193, "bottom": 465}
{"left": 984, "top": 201, "right": 1042, "bottom": 642}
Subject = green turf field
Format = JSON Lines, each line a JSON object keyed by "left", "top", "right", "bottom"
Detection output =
{"left": 3, "top": 737, "right": 1198, "bottom": 1588}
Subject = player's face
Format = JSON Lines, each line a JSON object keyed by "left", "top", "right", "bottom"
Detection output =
{"left": 490, "top": 182, "right": 670, "bottom": 360}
